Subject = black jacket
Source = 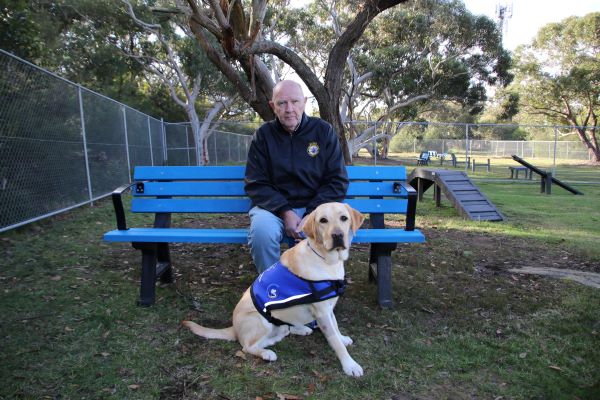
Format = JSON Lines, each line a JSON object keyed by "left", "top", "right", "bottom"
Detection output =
{"left": 244, "top": 114, "right": 348, "bottom": 216}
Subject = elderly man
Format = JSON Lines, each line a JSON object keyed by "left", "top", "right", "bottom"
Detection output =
{"left": 244, "top": 80, "right": 349, "bottom": 273}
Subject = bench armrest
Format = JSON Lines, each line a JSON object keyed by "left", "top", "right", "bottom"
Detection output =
{"left": 394, "top": 181, "right": 417, "bottom": 231}
{"left": 111, "top": 182, "right": 139, "bottom": 230}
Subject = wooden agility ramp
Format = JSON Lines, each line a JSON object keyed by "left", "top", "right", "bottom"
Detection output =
{"left": 408, "top": 168, "right": 504, "bottom": 221}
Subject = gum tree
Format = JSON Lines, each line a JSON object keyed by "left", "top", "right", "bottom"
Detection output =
{"left": 511, "top": 12, "right": 600, "bottom": 162}
{"left": 177, "top": 0, "right": 410, "bottom": 162}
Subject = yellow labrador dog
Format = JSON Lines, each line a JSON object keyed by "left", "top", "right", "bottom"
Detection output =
{"left": 182, "top": 202, "right": 365, "bottom": 377}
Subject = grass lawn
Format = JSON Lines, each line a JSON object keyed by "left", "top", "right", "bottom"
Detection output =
{"left": 1, "top": 164, "right": 599, "bottom": 399}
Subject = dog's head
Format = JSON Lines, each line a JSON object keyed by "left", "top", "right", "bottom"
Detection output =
{"left": 301, "top": 202, "right": 365, "bottom": 262}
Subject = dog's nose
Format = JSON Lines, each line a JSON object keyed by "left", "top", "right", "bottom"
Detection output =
{"left": 332, "top": 232, "right": 345, "bottom": 249}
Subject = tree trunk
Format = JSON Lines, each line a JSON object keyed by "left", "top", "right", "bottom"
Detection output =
{"left": 185, "top": 0, "right": 409, "bottom": 164}
{"left": 186, "top": 106, "right": 206, "bottom": 165}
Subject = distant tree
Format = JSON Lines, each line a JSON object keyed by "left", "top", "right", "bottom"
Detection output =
{"left": 123, "top": 0, "right": 237, "bottom": 165}
{"left": 511, "top": 13, "right": 600, "bottom": 162}
{"left": 347, "top": 0, "right": 512, "bottom": 156}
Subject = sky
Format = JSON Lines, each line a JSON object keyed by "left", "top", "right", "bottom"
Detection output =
{"left": 462, "top": 0, "right": 600, "bottom": 50}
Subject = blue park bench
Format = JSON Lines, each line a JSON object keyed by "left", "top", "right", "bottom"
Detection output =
{"left": 103, "top": 166, "right": 425, "bottom": 308}
{"left": 416, "top": 151, "right": 431, "bottom": 165}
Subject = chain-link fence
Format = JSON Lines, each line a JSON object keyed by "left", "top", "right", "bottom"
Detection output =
{"left": 350, "top": 121, "right": 593, "bottom": 163}
{"left": 0, "top": 50, "right": 254, "bottom": 232}
{"left": 164, "top": 122, "right": 253, "bottom": 166}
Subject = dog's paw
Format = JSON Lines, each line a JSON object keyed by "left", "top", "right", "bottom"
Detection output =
{"left": 342, "top": 359, "right": 364, "bottom": 377}
{"left": 290, "top": 325, "right": 313, "bottom": 336}
{"left": 260, "top": 349, "right": 277, "bottom": 361}
{"left": 341, "top": 335, "right": 353, "bottom": 346}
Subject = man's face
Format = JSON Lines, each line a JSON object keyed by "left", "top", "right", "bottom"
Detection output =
{"left": 269, "top": 83, "right": 307, "bottom": 133}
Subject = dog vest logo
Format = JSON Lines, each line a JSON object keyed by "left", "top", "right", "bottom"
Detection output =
{"left": 267, "top": 284, "right": 279, "bottom": 299}
{"left": 307, "top": 142, "right": 320, "bottom": 157}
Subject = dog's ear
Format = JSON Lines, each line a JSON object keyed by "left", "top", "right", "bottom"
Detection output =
{"left": 345, "top": 204, "right": 365, "bottom": 233}
{"left": 300, "top": 210, "right": 317, "bottom": 239}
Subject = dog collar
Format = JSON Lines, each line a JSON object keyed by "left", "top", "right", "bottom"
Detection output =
{"left": 307, "top": 240, "right": 325, "bottom": 260}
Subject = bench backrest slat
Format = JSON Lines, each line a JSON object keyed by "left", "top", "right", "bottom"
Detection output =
{"left": 134, "top": 165, "right": 246, "bottom": 180}
{"left": 135, "top": 165, "right": 407, "bottom": 181}
{"left": 132, "top": 198, "right": 252, "bottom": 213}
{"left": 346, "top": 166, "right": 406, "bottom": 180}
{"left": 137, "top": 181, "right": 410, "bottom": 197}
{"left": 132, "top": 198, "right": 409, "bottom": 214}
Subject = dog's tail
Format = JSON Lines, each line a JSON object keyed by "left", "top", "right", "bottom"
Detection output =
{"left": 181, "top": 320, "right": 237, "bottom": 341}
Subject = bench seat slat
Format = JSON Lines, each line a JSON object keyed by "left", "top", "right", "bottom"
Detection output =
{"left": 131, "top": 198, "right": 409, "bottom": 214}
{"left": 137, "top": 181, "right": 412, "bottom": 197}
{"left": 103, "top": 228, "right": 425, "bottom": 244}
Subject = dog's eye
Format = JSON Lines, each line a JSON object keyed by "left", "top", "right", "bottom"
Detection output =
{"left": 319, "top": 217, "right": 328, "bottom": 223}
{"left": 340, "top": 215, "right": 348, "bottom": 222}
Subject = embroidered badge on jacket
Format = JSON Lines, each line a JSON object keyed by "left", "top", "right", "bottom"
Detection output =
{"left": 307, "top": 142, "right": 320, "bottom": 157}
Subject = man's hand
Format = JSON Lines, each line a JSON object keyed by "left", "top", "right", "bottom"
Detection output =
{"left": 281, "top": 210, "right": 302, "bottom": 240}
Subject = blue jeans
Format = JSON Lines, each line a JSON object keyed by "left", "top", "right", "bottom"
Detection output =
{"left": 248, "top": 206, "right": 306, "bottom": 273}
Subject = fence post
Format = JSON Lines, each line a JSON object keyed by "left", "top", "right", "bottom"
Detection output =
{"left": 465, "top": 124, "right": 470, "bottom": 172}
{"left": 78, "top": 87, "right": 94, "bottom": 203}
{"left": 552, "top": 126, "right": 558, "bottom": 177}
{"left": 147, "top": 116, "right": 154, "bottom": 166}
{"left": 161, "top": 118, "right": 167, "bottom": 166}
{"left": 373, "top": 139, "right": 377, "bottom": 165}
{"left": 213, "top": 133, "right": 218, "bottom": 165}
{"left": 185, "top": 125, "right": 190, "bottom": 166}
{"left": 227, "top": 133, "right": 231, "bottom": 163}
{"left": 545, "top": 172, "right": 552, "bottom": 195}
{"left": 122, "top": 107, "right": 131, "bottom": 181}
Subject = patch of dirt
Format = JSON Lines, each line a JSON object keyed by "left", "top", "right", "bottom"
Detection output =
{"left": 421, "top": 225, "right": 600, "bottom": 284}
{"left": 508, "top": 267, "right": 600, "bottom": 288}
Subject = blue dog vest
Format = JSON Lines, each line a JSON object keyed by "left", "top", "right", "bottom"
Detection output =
{"left": 250, "top": 261, "right": 346, "bottom": 326}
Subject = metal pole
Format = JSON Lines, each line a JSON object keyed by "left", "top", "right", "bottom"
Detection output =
{"left": 228, "top": 133, "right": 231, "bottom": 163}
{"left": 122, "top": 107, "right": 131, "bottom": 181}
{"left": 185, "top": 125, "right": 190, "bottom": 166}
{"left": 373, "top": 139, "right": 377, "bottom": 165}
{"left": 78, "top": 87, "right": 94, "bottom": 203}
{"left": 161, "top": 118, "right": 167, "bottom": 165}
{"left": 214, "top": 132, "right": 218, "bottom": 165}
{"left": 465, "top": 124, "right": 469, "bottom": 172}
{"left": 553, "top": 126, "right": 558, "bottom": 177}
{"left": 147, "top": 116, "right": 154, "bottom": 166}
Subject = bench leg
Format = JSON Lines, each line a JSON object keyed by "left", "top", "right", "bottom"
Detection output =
{"left": 157, "top": 243, "right": 173, "bottom": 284}
{"left": 368, "top": 241, "right": 396, "bottom": 309}
{"left": 139, "top": 247, "right": 157, "bottom": 306}
{"left": 132, "top": 241, "right": 174, "bottom": 306}
{"left": 372, "top": 253, "right": 393, "bottom": 309}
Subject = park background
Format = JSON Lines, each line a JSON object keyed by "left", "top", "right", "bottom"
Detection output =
{"left": 1, "top": 1, "right": 599, "bottom": 399}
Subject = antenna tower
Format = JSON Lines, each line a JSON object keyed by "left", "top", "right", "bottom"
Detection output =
{"left": 495, "top": 3, "right": 513, "bottom": 36}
